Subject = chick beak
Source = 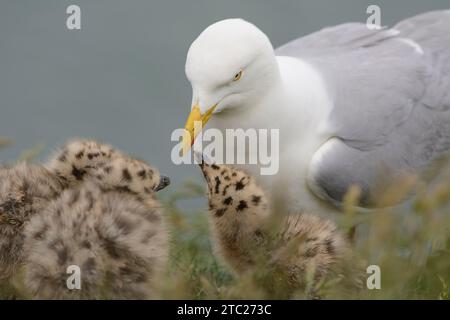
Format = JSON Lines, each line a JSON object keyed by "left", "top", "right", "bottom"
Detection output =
{"left": 155, "top": 175, "right": 170, "bottom": 191}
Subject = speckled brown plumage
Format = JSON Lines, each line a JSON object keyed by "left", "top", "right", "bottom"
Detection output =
{"left": 198, "top": 157, "right": 362, "bottom": 297}
{"left": 0, "top": 164, "right": 66, "bottom": 283}
{"left": 0, "top": 139, "right": 169, "bottom": 299}
{"left": 23, "top": 181, "right": 167, "bottom": 299}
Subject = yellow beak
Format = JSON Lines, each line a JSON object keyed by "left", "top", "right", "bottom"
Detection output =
{"left": 182, "top": 103, "right": 216, "bottom": 155}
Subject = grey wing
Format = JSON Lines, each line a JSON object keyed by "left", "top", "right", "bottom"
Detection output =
{"left": 277, "top": 11, "right": 450, "bottom": 207}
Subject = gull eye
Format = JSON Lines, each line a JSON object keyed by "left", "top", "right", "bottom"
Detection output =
{"left": 233, "top": 70, "right": 243, "bottom": 82}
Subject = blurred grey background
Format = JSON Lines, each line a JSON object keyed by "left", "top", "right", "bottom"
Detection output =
{"left": 1, "top": 0, "right": 449, "bottom": 203}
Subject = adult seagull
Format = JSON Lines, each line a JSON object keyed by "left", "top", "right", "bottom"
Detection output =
{"left": 182, "top": 11, "right": 450, "bottom": 218}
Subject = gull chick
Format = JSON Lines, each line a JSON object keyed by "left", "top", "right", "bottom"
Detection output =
{"left": 0, "top": 139, "right": 170, "bottom": 299}
{"left": 23, "top": 140, "right": 170, "bottom": 299}
{"left": 197, "top": 153, "right": 360, "bottom": 297}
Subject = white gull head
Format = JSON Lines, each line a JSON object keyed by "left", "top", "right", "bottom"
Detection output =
{"left": 185, "top": 19, "right": 280, "bottom": 116}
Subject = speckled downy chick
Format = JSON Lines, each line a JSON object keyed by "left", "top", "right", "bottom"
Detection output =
{"left": 23, "top": 140, "right": 170, "bottom": 299}
{"left": 0, "top": 164, "right": 65, "bottom": 284}
{"left": 0, "top": 139, "right": 126, "bottom": 285}
{"left": 197, "top": 154, "right": 358, "bottom": 297}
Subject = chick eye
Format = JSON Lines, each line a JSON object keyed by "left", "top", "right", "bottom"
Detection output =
{"left": 233, "top": 70, "right": 243, "bottom": 82}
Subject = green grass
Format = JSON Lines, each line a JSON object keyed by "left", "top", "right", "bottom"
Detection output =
{"left": 159, "top": 181, "right": 233, "bottom": 299}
